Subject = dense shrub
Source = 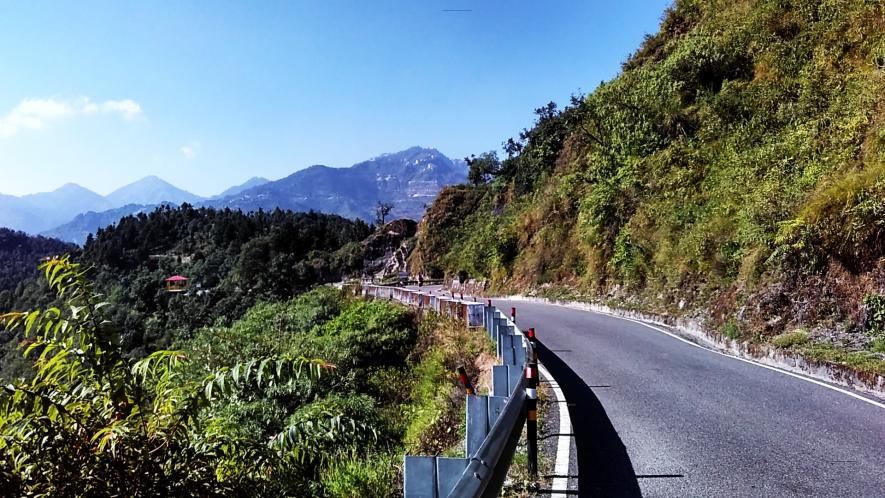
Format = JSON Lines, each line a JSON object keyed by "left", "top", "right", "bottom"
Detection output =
{"left": 0, "top": 258, "right": 336, "bottom": 496}
{"left": 317, "top": 300, "right": 417, "bottom": 372}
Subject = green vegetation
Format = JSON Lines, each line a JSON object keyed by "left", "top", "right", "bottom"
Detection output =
{"left": 770, "top": 329, "right": 810, "bottom": 348}
{"left": 320, "top": 455, "right": 400, "bottom": 498}
{"left": 863, "top": 293, "right": 885, "bottom": 337}
{"left": 401, "top": 315, "right": 495, "bottom": 456}
{"left": 0, "top": 228, "right": 76, "bottom": 301}
{"left": 412, "top": 0, "right": 885, "bottom": 374}
{"left": 723, "top": 320, "right": 742, "bottom": 340}
{"left": 796, "top": 342, "right": 885, "bottom": 376}
{"left": 0, "top": 258, "right": 330, "bottom": 496}
{"left": 0, "top": 256, "right": 492, "bottom": 495}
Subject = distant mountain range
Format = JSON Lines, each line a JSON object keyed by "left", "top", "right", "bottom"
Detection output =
{"left": 0, "top": 183, "right": 113, "bottom": 235}
{"left": 0, "top": 177, "right": 201, "bottom": 236}
{"left": 8, "top": 147, "right": 466, "bottom": 244}
{"left": 208, "top": 147, "right": 466, "bottom": 221}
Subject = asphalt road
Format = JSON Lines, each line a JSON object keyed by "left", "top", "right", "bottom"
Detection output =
{"left": 481, "top": 297, "right": 885, "bottom": 498}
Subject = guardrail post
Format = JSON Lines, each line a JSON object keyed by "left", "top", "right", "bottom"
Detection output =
{"left": 514, "top": 338, "right": 527, "bottom": 367}
{"left": 526, "top": 328, "right": 539, "bottom": 477}
{"left": 457, "top": 366, "right": 475, "bottom": 395}
{"left": 485, "top": 300, "right": 493, "bottom": 335}
{"left": 404, "top": 456, "right": 436, "bottom": 497}
{"left": 508, "top": 363, "right": 523, "bottom": 395}
{"left": 488, "top": 395, "right": 508, "bottom": 427}
{"left": 498, "top": 327, "right": 511, "bottom": 363}
{"left": 436, "top": 457, "right": 469, "bottom": 497}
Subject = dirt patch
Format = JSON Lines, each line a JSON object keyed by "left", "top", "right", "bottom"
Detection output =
{"left": 474, "top": 349, "right": 496, "bottom": 395}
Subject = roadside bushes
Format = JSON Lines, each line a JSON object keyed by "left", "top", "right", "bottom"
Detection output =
{"left": 863, "top": 293, "right": 885, "bottom": 338}
{"left": 401, "top": 313, "right": 495, "bottom": 455}
{"left": 176, "top": 287, "right": 420, "bottom": 495}
{"left": 0, "top": 258, "right": 343, "bottom": 497}
{"left": 317, "top": 300, "right": 416, "bottom": 372}
{"left": 770, "top": 329, "right": 810, "bottom": 348}
{"left": 321, "top": 454, "right": 400, "bottom": 498}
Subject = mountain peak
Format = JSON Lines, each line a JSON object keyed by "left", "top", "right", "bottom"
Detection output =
{"left": 107, "top": 176, "right": 203, "bottom": 206}
{"left": 212, "top": 176, "right": 271, "bottom": 199}
{"left": 133, "top": 175, "right": 171, "bottom": 185}
{"left": 2, "top": 183, "right": 111, "bottom": 234}
{"left": 373, "top": 146, "right": 438, "bottom": 161}
{"left": 53, "top": 182, "right": 99, "bottom": 195}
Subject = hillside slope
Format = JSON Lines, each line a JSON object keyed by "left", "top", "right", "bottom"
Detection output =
{"left": 0, "top": 228, "right": 75, "bottom": 302}
{"left": 412, "top": 0, "right": 885, "bottom": 371}
{"left": 41, "top": 203, "right": 170, "bottom": 245}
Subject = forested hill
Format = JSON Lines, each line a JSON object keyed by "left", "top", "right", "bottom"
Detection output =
{"left": 0, "top": 228, "right": 76, "bottom": 295}
{"left": 412, "top": 1, "right": 885, "bottom": 360}
{"left": 83, "top": 205, "right": 375, "bottom": 355}
{"left": 0, "top": 205, "right": 386, "bottom": 378}
{"left": 0, "top": 211, "right": 472, "bottom": 495}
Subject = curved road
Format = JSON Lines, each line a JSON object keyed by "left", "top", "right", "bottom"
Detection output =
{"left": 483, "top": 297, "right": 885, "bottom": 498}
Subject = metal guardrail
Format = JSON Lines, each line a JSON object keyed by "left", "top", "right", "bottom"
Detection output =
{"left": 359, "top": 285, "right": 531, "bottom": 498}
{"left": 358, "top": 277, "right": 446, "bottom": 287}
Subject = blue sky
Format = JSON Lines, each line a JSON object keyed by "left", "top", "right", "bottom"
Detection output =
{"left": 0, "top": 0, "right": 672, "bottom": 197}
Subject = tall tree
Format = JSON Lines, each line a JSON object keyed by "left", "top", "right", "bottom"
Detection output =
{"left": 465, "top": 152, "right": 501, "bottom": 185}
{"left": 375, "top": 201, "right": 393, "bottom": 226}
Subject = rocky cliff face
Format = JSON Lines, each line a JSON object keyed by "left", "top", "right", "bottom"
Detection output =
{"left": 359, "top": 219, "right": 417, "bottom": 279}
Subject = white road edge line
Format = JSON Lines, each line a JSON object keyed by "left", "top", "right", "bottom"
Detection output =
{"left": 538, "top": 363, "right": 573, "bottom": 493}
{"left": 522, "top": 298, "right": 885, "bottom": 411}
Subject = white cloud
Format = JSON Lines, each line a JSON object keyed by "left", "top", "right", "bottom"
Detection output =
{"left": 180, "top": 141, "right": 201, "bottom": 159}
{"left": 100, "top": 99, "right": 142, "bottom": 120}
{"left": 0, "top": 97, "right": 143, "bottom": 137}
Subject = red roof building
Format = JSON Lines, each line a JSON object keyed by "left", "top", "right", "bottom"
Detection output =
{"left": 164, "top": 275, "right": 190, "bottom": 292}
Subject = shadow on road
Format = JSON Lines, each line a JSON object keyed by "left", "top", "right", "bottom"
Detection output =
{"left": 538, "top": 339, "right": 643, "bottom": 498}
